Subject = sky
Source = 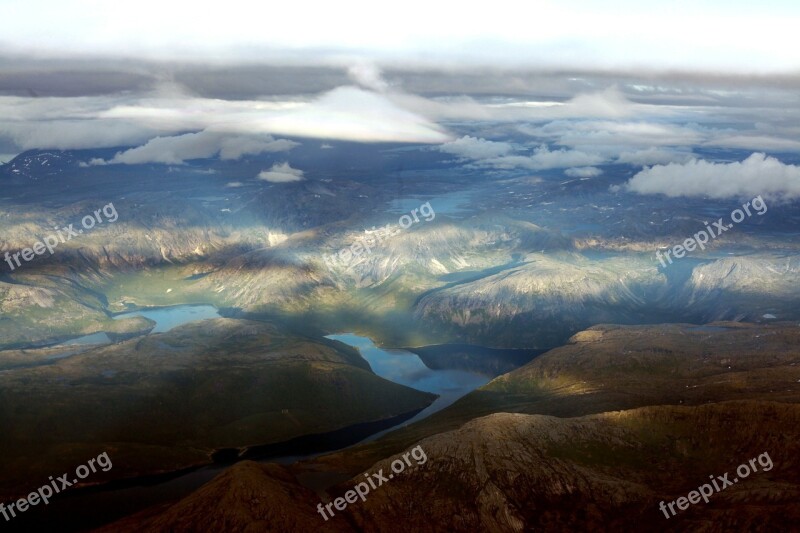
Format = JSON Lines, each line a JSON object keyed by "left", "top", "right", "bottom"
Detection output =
{"left": 1, "top": 0, "right": 799, "bottom": 72}
{"left": 1, "top": 0, "right": 799, "bottom": 200}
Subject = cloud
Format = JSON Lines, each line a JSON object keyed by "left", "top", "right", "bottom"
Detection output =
{"left": 438, "top": 135, "right": 513, "bottom": 159}
{"left": 520, "top": 119, "right": 703, "bottom": 152}
{"left": 78, "top": 157, "right": 107, "bottom": 167}
{"left": 564, "top": 166, "right": 603, "bottom": 178}
{"left": 564, "top": 87, "right": 634, "bottom": 119}
{"left": 95, "top": 131, "right": 298, "bottom": 165}
{"left": 478, "top": 145, "right": 606, "bottom": 171}
{"left": 100, "top": 84, "right": 451, "bottom": 144}
{"left": 252, "top": 86, "right": 450, "bottom": 143}
{"left": 348, "top": 63, "right": 389, "bottom": 92}
{"left": 616, "top": 147, "right": 695, "bottom": 166}
{"left": 0, "top": 76, "right": 451, "bottom": 153}
{"left": 5, "top": 65, "right": 800, "bottom": 168}
{"left": 624, "top": 153, "right": 800, "bottom": 200}
{"left": 219, "top": 135, "right": 299, "bottom": 159}
{"left": 705, "top": 134, "right": 800, "bottom": 152}
{"left": 1, "top": 117, "right": 157, "bottom": 151}
{"left": 394, "top": 87, "right": 640, "bottom": 124}
{"left": 2, "top": 2, "right": 798, "bottom": 73}
{"left": 257, "top": 162, "right": 305, "bottom": 183}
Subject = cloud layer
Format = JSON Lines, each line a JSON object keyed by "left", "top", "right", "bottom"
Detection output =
{"left": 2, "top": 64, "right": 800, "bottom": 181}
{"left": 476, "top": 145, "right": 606, "bottom": 171}
{"left": 624, "top": 153, "right": 800, "bottom": 200}
{"left": 438, "top": 136, "right": 513, "bottom": 159}
{"left": 0, "top": 79, "right": 451, "bottom": 154}
{"left": 1, "top": 1, "right": 798, "bottom": 72}
{"left": 95, "top": 131, "right": 298, "bottom": 165}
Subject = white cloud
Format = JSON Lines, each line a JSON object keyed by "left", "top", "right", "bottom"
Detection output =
{"left": 219, "top": 136, "right": 299, "bottom": 160}
{"left": 348, "top": 63, "right": 389, "bottom": 92}
{"left": 0, "top": 78, "right": 451, "bottom": 153}
{"left": 96, "top": 131, "right": 298, "bottom": 165}
{"left": 616, "top": 147, "right": 695, "bottom": 166}
{"left": 79, "top": 157, "right": 107, "bottom": 167}
{"left": 438, "top": 135, "right": 513, "bottom": 159}
{"left": 252, "top": 86, "right": 450, "bottom": 143}
{"left": 397, "top": 88, "right": 640, "bottom": 124}
{"left": 257, "top": 162, "right": 305, "bottom": 183}
{"left": 564, "top": 87, "right": 634, "bottom": 119}
{"left": 2, "top": 117, "right": 157, "bottom": 151}
{"left": 478, "top": 145, "right": 606, "bottom": 171}
{"left": 564, "top": 166, "right": 603, "bottom": 178}
{"left": 99, "top": 84, "right": 450, "bottom": 144}
{"left": 624, "top": 153, "right": 800, "bottom": 200}
{"left": 520, "top": 119, "right": 703, "bottom": 152}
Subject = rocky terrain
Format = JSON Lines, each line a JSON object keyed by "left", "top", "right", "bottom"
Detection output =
{"left": 2, "top": 147, "right": 800, "bottom": 352}
{"left": 95, "top": 322, "right": 800, "bottom": 532}
{"left": 306, "top": 321, "right": 800, "bottom": 474}
{"left": 3, "top": 149, "right": 800, "bottom": 532}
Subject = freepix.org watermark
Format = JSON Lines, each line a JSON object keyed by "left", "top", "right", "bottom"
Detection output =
{"left": 658, "top": 451, "right": 772, "bottom": 519}
{"left": 316, "top": 445, "right": 427, "bottom": 521}
{"left": 0, "top": 452, "right": 112, "bottom": 522}
{"left": 322, "top": 201, "right": 435, "bottom": 271}
{"left": 3, "top": 203, "right": 118, "bottom": 272}
{"left": 656, "top": 195, "right": 767, "bottom": 268}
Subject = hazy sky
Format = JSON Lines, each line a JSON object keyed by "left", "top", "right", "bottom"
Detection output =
{"left": 2, "top": 1, "right": 800, "bottom": 200}
{"left": 1, "top": 0, "right": 798, "bottom": 72}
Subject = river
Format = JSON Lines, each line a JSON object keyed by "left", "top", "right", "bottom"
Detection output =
{"left": 9, "top": 310, "right": 538, "bottom": 532}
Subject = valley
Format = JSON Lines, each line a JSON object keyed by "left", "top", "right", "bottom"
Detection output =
{"left": 1, "top": 144, "right": 799, "bottom": 532}
{"left": 96, "top": 321, "right": 800, "bottom": 532}
{"left": 3, "top": 13, "right": 800, "bottom": 531}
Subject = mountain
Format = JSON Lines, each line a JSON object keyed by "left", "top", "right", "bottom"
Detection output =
{"left": 304, "top": 321, "right": 800, "bottom": 476}
{"left": 95, "top": 462, "right": 350, "bottom": 533}
{"left": 340, "top": 403, "right": 800, "bottom": 532}
{"left": 2, "top": 146, "right": 800, "bottom": 350}
{"left": 0, "top": 150, "right": 81, "bottom": 180}
{"left": 0, "top": 318, "right": 435, "bottom": 500}
{"left": 95, "top": 321, "right": 800, "bottom": 532}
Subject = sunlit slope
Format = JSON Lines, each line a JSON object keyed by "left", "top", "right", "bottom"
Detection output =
{"left": 304, "top": 322, "right": 800, "bottom": 478}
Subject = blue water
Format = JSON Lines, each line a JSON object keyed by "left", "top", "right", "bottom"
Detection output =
{"left": 326, "top": 333, "right": 491, "bottom": 438}
{"left": 49, "top": 304, "right": 221, "bottom": 353}
{"left": 387, "top": 190, "right": 474, "bottom": 216}
{"left": 60, "top": 332, "right": 112, "bottom": 346}
{"left": 113, "top": 304, "right": 221, "bottom": 333}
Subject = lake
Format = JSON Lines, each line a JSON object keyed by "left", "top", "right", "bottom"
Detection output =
{"left": 113, "top": 304, "right": 221, "bottom": 332}
{"left": 327, "top": 333, "right": 492, "bottom": 430}
{"left": 387, "top": 190, "right": 475, "bottom": 217}
{"left": 51, "top": 304, "right": 222, "bottom": 350}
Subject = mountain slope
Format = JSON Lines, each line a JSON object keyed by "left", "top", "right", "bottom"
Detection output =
{"left": 0, "top": 318, "right": 435, "bottom": 499}
{"left": 100, "top": 401, "right": 800, "bottom": 532}
{"left": 96, "top": 462, "right": 349, "bottom": 533}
